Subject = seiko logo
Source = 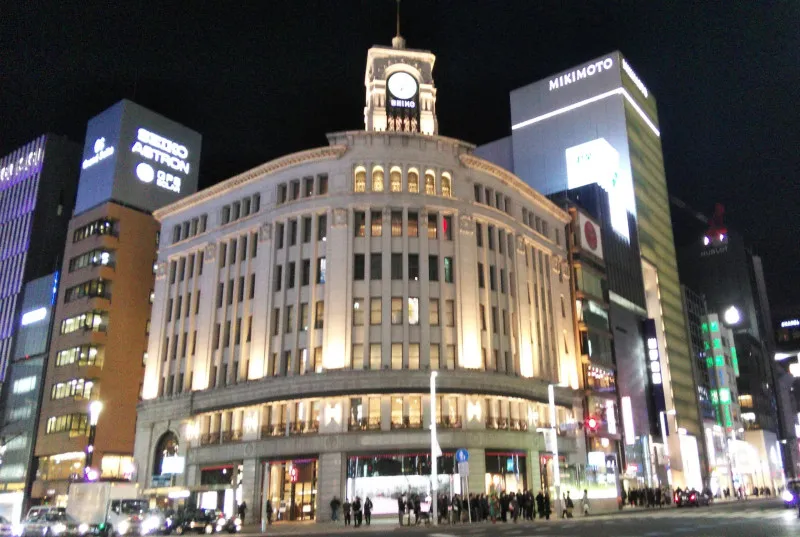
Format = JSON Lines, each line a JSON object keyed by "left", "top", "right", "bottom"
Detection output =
{"left": 549, "top": 57, "right": 614, "bottom": 91}
{"left": 390, "top": 98, "right": 416, "bottom": 109}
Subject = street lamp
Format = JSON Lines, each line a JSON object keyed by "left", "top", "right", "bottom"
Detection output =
{"left": 86, "top": 401, "right": 103, "bottom": 475}
{"left": 429, "top": 371, "right": 441, "bottom": 526}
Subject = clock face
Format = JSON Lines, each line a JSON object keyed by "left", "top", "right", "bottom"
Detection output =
{"left": 387, "top": 72, "right": 418, "bottom": 100}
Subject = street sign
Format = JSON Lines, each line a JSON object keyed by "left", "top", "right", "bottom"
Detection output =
{"left": 458, "top": 461, "right": 469, "bottom": 477}
{"left": 455, "top": 448, "right": 469, "bottom": 463}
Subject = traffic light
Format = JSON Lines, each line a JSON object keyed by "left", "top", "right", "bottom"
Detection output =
{"left": 585, "top": 416, "right": 599, "bottom": 433}
{"left": 289, "top": 466, "right": 298, "bottom": 483}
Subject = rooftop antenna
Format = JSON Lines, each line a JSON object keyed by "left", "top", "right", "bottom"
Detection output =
{"left": 392, "top": 0, "right": 406, "bottom": 49}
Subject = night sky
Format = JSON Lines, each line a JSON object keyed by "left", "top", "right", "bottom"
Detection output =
{"left": 2, "top": 1, "right": 799, "bottom": 313}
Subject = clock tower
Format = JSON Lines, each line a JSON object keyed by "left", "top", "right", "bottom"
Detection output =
{"left": 364, "top": 28, "right": 437, "bottom": 135}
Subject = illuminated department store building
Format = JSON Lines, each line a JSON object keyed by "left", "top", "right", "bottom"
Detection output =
{"left": 134, "top": 35, "right": 583, "bottom": 523}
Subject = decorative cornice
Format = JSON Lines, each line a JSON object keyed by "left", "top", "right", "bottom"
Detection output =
{"left": 458, "top": 154, "right": 571, "bottom": 224}
{"left": 153, "top": 145, "right": 348, "bottom": 221}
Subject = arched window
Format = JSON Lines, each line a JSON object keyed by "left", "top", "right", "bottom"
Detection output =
{"left": 425, "top": 170, "right": 436, "bottom": 195}
{"left": 441, "top": 172, "right": 452, "bottom": 197}
{"left": 372, "top": 167, "right": 384, "bottom": 192}
{"left": 390, "top": 167, "right": 402, "bottom": 192}
{"left": 354, "top": 167, "right": 366, "bottom": 193}
{"left": 153, "top": 431, "right": 179, "bottom": 476}
{"left": 408, "top": 169, "right": 419, "bottom": 193}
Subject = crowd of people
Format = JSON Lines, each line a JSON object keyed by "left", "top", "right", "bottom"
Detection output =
{"left": 620, "top": 485, "right": 671, "bottom": 507}
{"left": 330, "top": 488, "right": 592, "bottom": 527}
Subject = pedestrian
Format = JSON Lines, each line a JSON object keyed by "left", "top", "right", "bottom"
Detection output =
{"left": 343, "top": 498, "right": 351, "bottom": 526}
{"left": 536, "top": 490, "right": 545, "bottom": 519}
{"left": 353, "top": 496, "right": 363, "bottom": 527}
{"left": 264, "top": 500, "right": 272, "bottom": 525}
{"left": 364, "top": 496, "right": 373, "bottom": 526}
{"left": 413, "top": 495, "right": 421, "bottom": 524}
{"left": 397, "top": 495, "right": 405, "bottom": 526}
{"left": 544, "top": 492, "right": 551, "bottom": 520}
{"left": 330, "top": 496, "right": 341, "bottom": 522}
{"left": 565, "top": 492, "right": 574, "bottom": 518}
{"left": 237, "top": 501, "right": 247, "bottom": 523}
{"left": 510, "top": 494, "right": 519, "bottom": 523}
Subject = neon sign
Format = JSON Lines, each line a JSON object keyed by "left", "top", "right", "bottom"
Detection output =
{"left": 622, "top": 59, "right": 649, "bottom": 98}
{"left": 549, "top": 57, "right": 614, "bottom": 91}
{"left": 1, "top": 149, "right": 42, "bottom": 182}
{"left": 21, "top": 307, "right": 47, "bottom": 326}
{"left": 82, "top": 138, "right": 115, "bottom": 169}
{"left": 131, "top": 128, "right": 190, "bottom": 193}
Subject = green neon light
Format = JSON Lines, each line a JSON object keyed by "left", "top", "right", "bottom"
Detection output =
{"left": 710, "top": 390, "right": 719, "bottom": 404}
{"left": 719, "top": 388, "right": 730, "bottom": 403}
{"left": 732, "top": 357, "right": 740, "bottom": 377}
{"left": 704, "top": 341, "right": 710, "bottom": 351}
{"left": 706, "top": 357, "right": 714, "bottom": 368}
{"left": 710, "top": 321, "right": 719, "bottom": 332}
{"left": 713, "top": 338, "right": 722, "bottom": 349}
{"left": 701, "top": 323, "right": 709, "bottom": 333}
{"left": 715, "top": 355, "right": 725, "bottom": 367}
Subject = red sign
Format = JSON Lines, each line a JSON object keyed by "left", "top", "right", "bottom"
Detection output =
{"left": 584, "top": 220, "right": 598, "bottom": 251}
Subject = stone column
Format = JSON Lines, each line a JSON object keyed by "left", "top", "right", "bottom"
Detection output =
{"left": 466, "top": 447, "right": 486, "bottom": 495}
{"left": 240, "top": 458, "right": 260, "bottom": 525}
{"left": 528, "top": 447, "right": 542, "bottom": 492}
{"left": 317, "top": 452, "right": 345, "bottom": 523}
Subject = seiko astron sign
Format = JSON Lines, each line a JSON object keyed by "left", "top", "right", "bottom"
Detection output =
{"left": 549, "top": 57, "right": 614, "bottom": 91}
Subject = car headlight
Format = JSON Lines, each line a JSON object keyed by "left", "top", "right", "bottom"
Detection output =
{"left": 782, "top": 489, "right": 794, "bottom": 502}
{"left": 118, "top": 521, "right": 130, "bottom": 535}
{"left": 78, "top": 524, "right": 89, "bottom": 535}
{"left": 12, "top": 525, "right": 22, "bottom": 536}
{"left": 141, "top": 517, "right": 159, "bottom": 534}
{"left": 52, "top": 524, "right": 67, "bottom": 536}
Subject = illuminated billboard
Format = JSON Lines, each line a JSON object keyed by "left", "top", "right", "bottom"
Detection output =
{"left": 75, "top": 100, "right": 202, "bottom": 215}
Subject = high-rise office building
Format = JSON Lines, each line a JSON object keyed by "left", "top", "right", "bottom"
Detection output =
{"left": 0, "top": 137, "right": 80, "bottom": 381}
{"left": 0, "top": 273, "right": 60, "bottom": 521}
{"left": 32, "top": 101, "right": 201, "bottom": 504}
{"left": 477, "top": 52, "right": 701, "bottom": 488}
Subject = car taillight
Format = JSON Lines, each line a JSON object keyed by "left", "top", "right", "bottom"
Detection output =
{"left": 674, "top": 494, "right": 678, "bottom": 501}
{"left": 690, "top": 494, "right": 696, "bottom": 500}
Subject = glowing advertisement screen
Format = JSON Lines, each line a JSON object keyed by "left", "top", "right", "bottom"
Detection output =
{"left": 566, "top": 138, "right": 634, "bottom": 241}
{"left": 76, "top": 99, "right": 201, "bottom": 215}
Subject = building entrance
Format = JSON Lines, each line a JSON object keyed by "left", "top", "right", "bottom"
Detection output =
{"left": 262, "top": 458, "right": 317, "bottom": 522}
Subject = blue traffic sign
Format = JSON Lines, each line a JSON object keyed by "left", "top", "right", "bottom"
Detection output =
{"left": 455, "top": 448, "right": 469, "bottom": 463}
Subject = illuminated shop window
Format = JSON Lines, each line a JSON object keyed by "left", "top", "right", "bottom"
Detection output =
{"left": 354, "top": 167, "right": 366, "bottom": 193}
{"left": 390, "top": 167, "right": 402, "bottom": 192}
{"left": 371, "top": 166, "right": 384, "bottom": 192}
{"left": 441, "top": 172, "right": 452, "bottom": 197}
{"left": 407, "top": 168, "right": 419, "bottom": 193}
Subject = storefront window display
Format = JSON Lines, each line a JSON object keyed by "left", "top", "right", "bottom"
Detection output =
{"left": 346, "top": 453, "right": 459, "bottom": 516}
{"left": 485, "top": 452, "right": 527, "bottom": 493}
{"left": 262, "top": 459, "right": 317, "bottom": 521}
{"left": 197, "top": 464, "right": 242, "bottom": 518}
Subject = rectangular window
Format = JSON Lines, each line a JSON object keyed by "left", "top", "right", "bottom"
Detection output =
{"left": 487, "top": 225, "right": 495, "bottom": 250}
{"left": 391, "top": 253, "right": 403, "bottom": 280}
{"left": 500, "top": 269, "right": 506, "bottom": 293}
{"left": 444, "top": 257, "right": 454, "bottom": 283}
{"left": 371, "top": 211, "right": 382, "bottom": 237}
{"left": 370, "top": 253, "right": 382, "bottom": 280}
{"left": 352, "top": 344, "right": 364, "bottom": 370}
{"left": 370, "top": 297, "right": 382, "bottom": 325}
{"left": 317, "top": 214, "right": 327, "bottom": 241}
{"left": 195, "top": 290, "right": 201, "bottom": 314}
{"left": 443, "top": 215, "right": 453, "bottom": 240}
{"left": 216, "top": 282, "right": 224, "bottom": 307}
{"left": 407, "top": 211, "right": 418, "bottom": 237}
{"left": 502, "top": 310, "right": 508, "bottom": 335}
{"left": 290, "top": 180, "right": 300, "bottom": 200}
{"left": 302, "top": 216, "right": 312, "bottom": 243}
{"left": 429, "top": 255, "right": 439, "bottom": 281}
{"left": 289, "top": 219, "right": 297, "bottom": 246}
{"left": 355, "top": 211, "right": 366, "bottom": 237}
{"left": 429, "top": 299, "right": 440, "bottom": 326}
{"left": 474, "top": 184, "right": 482, "bottom": 203}
{"left": 391, "top": 211, "right": 403, "bottom": 236}
{"left": 370, "top": 344, "right": 382, "bottom": 370}
{"left": 317, "top": 257, "right": 326, "bottom": 284}
{"left": 169, "top": 261, "right": 176, "bottom": 283}
{"left": 498, "top": 230, "right": 505, "bottom": 254}
{"left": 213, "top": 323, "right": 221, "bottom": 349}
{"left": 491, "top": 306, "right": 498, "bottom": 333}
{"left": 478, "top": 263, "right": 485, "bottom": 288}
{"left": 253, "top": 193, "right": 261, "bottom": 213}
{"left": 408, "top": 254, "right": 419, "bottom": 280}
{"left": 409, "top": 344, "right": 420, "bottom": 370}
{"left": 476, "top": 222, "right": 483, "bottom": 247}
{"left": 314, "top": 301, "right": 324, "bottom": 329}
{"left": 271, "top": 308, "right": 280, "bottom": 336}
{"left": 304, "top": 176, "right": 314, "bottom": 197}
{"left": 446, "top": 345, "right": 456, "bottom": 369}
{"left": 391, "top": 297, "right": 403, "bottom": 325}
{"left": 287, "top": 262, "right": 296, "bottom": 289}
{"left": 445, "top": 300, "right": 455, "bottom": 327}
{"left": 427, "top": 213, "right": 437, "bottom": 239}
{"left": 239, "top": 236, "right": 248, "bottom": 262}
{"left": 489, "top": 266, "right": 496, "bottom": 291}
{"left": 276, "top": 223, "right": 285, "bottom": 249}
{"left": 249, "top": 274, "right": 256, "bottom": 299}
{"left": 480, "top": 305, "right": 486, "bottom": 331}
{"left": 301, "top": 259, "right": 310, "bottom": 286}
{"left": 299, "top": 303, "right": 309, "bottom": 331}
{"left": 219, "top": 243, "right": 227, "bottom": 267}
{"left": 408, "top": 297, "right": 420, "bottom": 325}
{"left": 430, "top": 345, "right": 440, "bottom": 370}
{"left": 318, "top": 174, "right": 328, "bottom": 195}
{"left": 285, "top": 306, "right": 294, "bottom": 333}
{"left": 391, "top": 343, "right": 403, "bottom": 370}
{"left": 354, "top": 254, "right": 365, "bottom": 280}
{"left": 227, "top": 279, "right": 234, "bottom": 305}
{"left": 353, "top": 298, "right": 365, "bottom": 326}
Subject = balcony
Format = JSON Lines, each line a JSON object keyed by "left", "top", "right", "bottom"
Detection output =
{"left": 289, "top": 420, "right": 320, "bottom": 435}
{"left": 390, "top": 417, "right": 423, "bottom": 430}
{"left": 485, "top": 417, "right": 528, "bottom": 431}
{"left": 348, "top": 417, "right": 381, "bottom": 432}
{"left": 199, "top": 432, "right": 220, "bottom": 445}
{"left": 221, "top": 430, "right": 242, "bottom": 443}
{"left": 437, "top": 416, "right": 462, "bottom": 429}
{"left": 260, "top": 423, "right": 287, "bottom": 438}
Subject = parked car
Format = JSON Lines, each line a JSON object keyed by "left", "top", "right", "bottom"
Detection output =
{"left": 674, "top": 488, "right": 712, "bottom": 507}
{"left": 169, "top": 510, "right": 217, "bottom": 535}
{"left": 21, "top": 512, "right": 83, "bottom": 537}
{"left": 211, "top": 513, "right": 240, "bottom": 534}
{"left": 781, "top": 479, "right": 800, "bottom": 507}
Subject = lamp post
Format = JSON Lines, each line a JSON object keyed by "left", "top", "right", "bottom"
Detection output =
{"left": 548, "top": 384, "right": 561, "bottom": 518}
{"left": 86, "top": 401, "right": 103, "bottom": 476}
{"left": 430, "top": 371, "right": 440, "bottom": 526}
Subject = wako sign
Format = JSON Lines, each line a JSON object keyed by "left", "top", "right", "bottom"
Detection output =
{"left": 76, "top": 100, "right": 201, "bottom": 214}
